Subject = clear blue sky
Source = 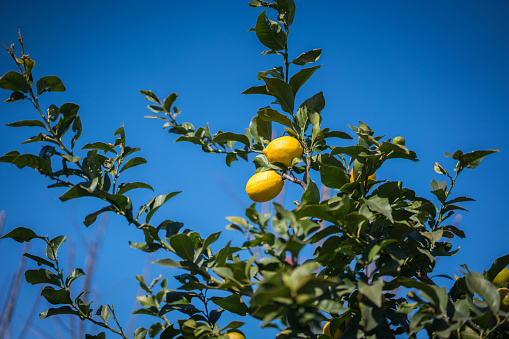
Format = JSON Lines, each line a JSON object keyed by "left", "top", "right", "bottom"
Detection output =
{"left": 1, "top": 1, "right": 508, "bottom": 338}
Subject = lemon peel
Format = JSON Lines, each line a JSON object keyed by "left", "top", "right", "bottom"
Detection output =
{"left": 246, "top": 170, "right": 284, "bottom": 202}
{"left": 262, "top": 136, "right": 303, "bottom": 167}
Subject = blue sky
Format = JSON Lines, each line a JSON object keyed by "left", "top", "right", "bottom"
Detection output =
{"left": 1, "top": 0, "right": 508, "bottom": 338}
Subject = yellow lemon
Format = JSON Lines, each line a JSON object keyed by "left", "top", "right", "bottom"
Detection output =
{"left": 262, "top": 136, "right": 303, "bottom": 167}
{"left": 349, "top": 168, "right": 376, "bottom": 183}
{"left": 227, "top": 331, "right": 246, "bottom": 339}
{"left": 493, "top": 267, "right": 509, "bottom": 286}
{"left": 498, "top": 288, "right": 509, "bottom": 312}
{"left": 245, "top": 170, "right": 284, "bottom": 202}
{"left": 323, "top": 318, "right": 350, "bottom": 339}
{"left": 392, "top": 136, "right": 406, "bottom": 146}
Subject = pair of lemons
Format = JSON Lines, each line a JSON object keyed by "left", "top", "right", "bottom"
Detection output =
{"left": 245, "top": 136, "right": 303, "bottom": 202}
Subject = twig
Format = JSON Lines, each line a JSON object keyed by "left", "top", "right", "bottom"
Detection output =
{"left": 282, "top": 172, "right": 307, "bottom": 190}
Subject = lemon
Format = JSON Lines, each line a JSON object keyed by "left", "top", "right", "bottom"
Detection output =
{"left": 262, "top": 136, "right": 303, "bottom": 167}
{"left": 392, "top": 136, "right": 406, "bottom": 146}
{"left": 349, "top": 168, "right": 376, "bottom": 183}
{"left": 498, "top": 288, "right": 509, "bottom": 312}
{"left": 246, "top": 170, "right": 284, "bottom": 202}
{"left": 227, "top": 331, "right": 246, "bottom": 339}
{"left": 493, "top": 267, "right": 509, "bottom": 286}
{"left": 323, "top": 318, "right": 350, "bottom": 339}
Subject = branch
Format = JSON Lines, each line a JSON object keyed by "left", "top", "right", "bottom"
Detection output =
{"left": 282, "top": 172, "right": 307, "bottom": 190}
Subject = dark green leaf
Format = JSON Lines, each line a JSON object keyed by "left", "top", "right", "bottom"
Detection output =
{"left": 289, "top": 65, "right": 321, "bottom": 97}
{"left": 291, "top": 49, "right": 322, "bottom": 66}
{"left": 82, "top": 142, "right": 117, "bottom": 154}
{"left": 0, "top": 227, "right": 40, "bottom": 242}
{"left": 459, "top": 149, "right": 499, "bottom": 169}
{"left": 169, "top": 234, "right": 195, "bottom": 261}
{"left": 65, "top": 268, "right": 85, "bottom": 287}
{"left": 257, "top": 107, "right": 293, "bottom": 129}
{"left": 0, "top": 71, "right": 31, "bottom": 93}
{"left": 24, "top": 253, "right": 55, "bottom": 268}
{"left": 119, "top": 157, "right": 147, "bottom": 173}
{"left": 145, "top": 191, "right": 182, "bottom": 223}
{"left": 366, "top": 196, "right": 394, "bottom": 223}
{"left": 213, "top": 132, "right": 250, "bottom": 148}
{"left": 358, "top": 280, "right": 384, "bottom": 308}
{"left": 11, "top": 154, "right": 52, "bottom": 175}
{"left": 36, "top": 76, "right": 66, "bottom": 94}
{"left": 319, "top": 164, "right": 348, "bottom": 190}
{"left": 323, "top": 130, "right": 353, "bottom": 140}
{"left": 226, "top": 153, "right": 238, "bottom": 167}
{"left": 465, "top": 275, "right": 500, "bottom": 313}
{"left": 6, "top": 119, "right": 45, "bottom": 128}
{"left": 46, "top": 235, "right": 67, "bottom": 261}
{"left": 25, "top": 269, "right": 61, "bottom": 286}
{"left": 487, "top": 254, "right": 509, "bottom": 282}
{"left": 301, "top": 179, "right": 320, "bottom": 204}
{"left": 4, "top": 91, "right": 26, "bottom": 103}
{"left": 262, "top": 77, "right": 294, "bottom": 114}
{"left": 54, "top": 102, "right": 79, "bottom": 138}
{"left": 164, "top": 93, "right": 178, "bottom": 112}
{"left": 41, "top": 286, "right": 72, "bottom": 305}
{"left": 255, "top": 10, "right": 285, "bottom": 50}
{"left": 241, "top": 85, "right": 269, "bottom": 95}
{"left": 300, "top": 92, "right": 325, "bottom": 114}
{"left": 140, "top": 90, "right": 162, "bottom": 105}
{"left": 117, "top": 182, "right": 154, "bottom": 195}
{"left": 85, "top": 333, "right": 106, "bottom": 339}
{"left": 39, "top": 306, "right": 79, "bottom": 319}
{"left": 210, "top": 294, "right": 248, "bottom": 316}
{"left": 71, "top": 116, "right": 82, "bottom": 150}
{"left": 134, "top": 327, "right": 148, "bottom": 339}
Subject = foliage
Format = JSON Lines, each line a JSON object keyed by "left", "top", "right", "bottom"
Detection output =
{"left": 0, "top": 1, "right": 507, "bottom": 338}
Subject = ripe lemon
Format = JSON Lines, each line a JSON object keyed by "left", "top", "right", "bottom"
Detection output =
{"left": 227, "top": 331, "right": 246, "bottom": 339}
{"left": 246, "top": 170, "right": 284, "bottom": 202}
{"left": 498, "top": 288, "right": 509, "bottom": 312}
{"left": 493, "top": 267, "right": 509, "bottom": 286}
{"left": 262, "top": 136, "right": 303, "bottom": 167}
{"left": 323, "top": 318, "right": 350, "bottom": 339}
{"left": 349, "top": 168, "right": 376, "bottom": 183}
{"left": 392, "top": 136, "right": 406, "bottom": 146}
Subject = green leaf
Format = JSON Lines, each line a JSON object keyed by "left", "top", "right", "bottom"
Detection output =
{"left": 289, "top": 65, "right": 321, "bottom": 97}
{"left": 11, "top": 154, "right": 52, "bottom": 175}
{"left": 41, "top": 286, "right": 73, "bottom": 305}
{"left": 319, "top": 164, "right": 348, "bottom": 189}
{"left": 54, "top": 102, "right": 79, "bottom": 138}
{"left": 465, "top": 275, "right": 500, "bottom": 313}
{"left": 300, "top": 92, "right": 325, "bottom": 114}
{"left": 46, "top": 235, "right": 67, "bottom": 261}
{"left": 85, "top": 333, "right": 106, "bottom": 339}
{"left": 117, "top": 182, "right": 154, "bottom": 195}
{"left": 0, "top": 71, "right": 31, "bottom": 93}
{"left": 119, "top": 157, "right": 147, "bottom": 173}
{"left": 25, "top": 269, "right": 61, "bottom": 286}
{"left": 257, "top": 107, "right": 293, "bottom": 129}
{"left": 5, "top": 119, "right": 45, "bottom": 128}
{"left": 4, "top": 91, "right": 26, "bottom": 103}
{"left": 358, "top": 280, "right": 384, "bottom": 308}
{"left": 39, "top": 306, "right": 79, "bottom": 319}
{"left": 250, "top": 115, "right": 272, "bottom": 145}
{"left": 226, "top": 153, "right": 237, "bottom": 167}
{"left": 323, "top": 130, "right": 353, "bottom": 140}
{"left": 164, "top": 93, "right": 178, "bottom": 112}
{"left": 82, "top": 142, "right": 117, "bottom": 154}
{"left": 241, "top": 85, "right": 269, "bottom": 95}
{"left": 262, "top": 77, "right": 294, "bottom": 114}
{"left": 0, "top": 227, "right": 40, "bottom": 242}
{"left": 213, "top": 132, "right": 250, "bottom": 148}
{"left": 36, "top": 76, "right": 66, "bottom": 94}
{"left": 459, "top": 149, "right": 499, "bottom": 169}
{"left": 140, "top": 90, "right": 162, "bottom": 105}
{"left": 399, "top": 278, "right": 449, "bottom": 313}
{"left": 145, "top": 191, "right": 182, "bottom": 223}
{"left": 210, "top": 294, "right": 248, "bottom": 316}
{"left": 301, "top": 179, "right": 320, "bottom": 204}
{"left": 24, "top": 253, "right": 55, "bottom": 268}
{"left": 366, "top": 196, "right": 394, "bottom": 223}
{"left": 291, "top": 49, "right": 322, "bottom": 66}
{"left": 255, "top": 10, "right": 285, "bottom": 50}
{"left": 134, "top": 327, "right": 148, "bottom": 339}
{"left": 434, "top": 162, "right": 449, "bottom": 176}
{"left": 487, "top": 254, "right": 509, "bottom": 283}
{"left": 169, "top": 234, "right": 195, "bottom": 261}
{"left": 65, "top": 268, "right": 85, "bottom": 287}
{"left": 71, "top": 116, "right": 82, "bottom": 150}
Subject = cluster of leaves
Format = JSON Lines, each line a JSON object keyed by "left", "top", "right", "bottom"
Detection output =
{"left": 1, "top": 2, "right": 507, "bottom": 339}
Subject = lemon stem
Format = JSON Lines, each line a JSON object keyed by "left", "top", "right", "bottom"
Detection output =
{"left": 282, "top": 172, "right": 307, "bottom": 190}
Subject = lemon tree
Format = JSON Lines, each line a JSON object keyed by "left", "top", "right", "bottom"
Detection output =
{"left": 0, "top": 1, "right": 508, "bottom": 339}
